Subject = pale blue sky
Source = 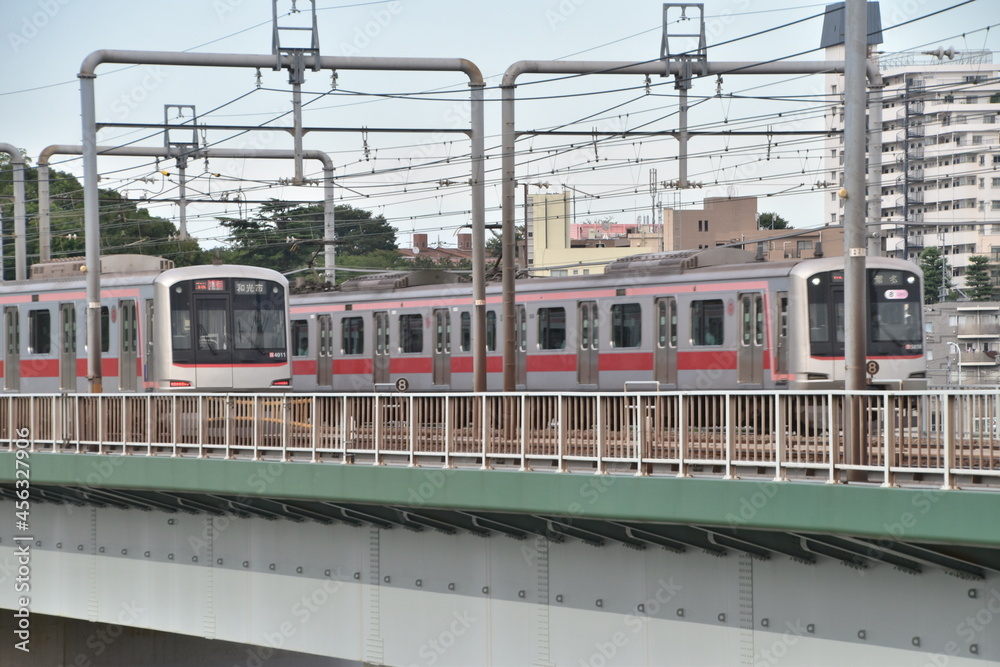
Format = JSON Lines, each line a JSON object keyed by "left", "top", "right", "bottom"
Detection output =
{"left": 1, "top": 0, "right": 996, "bottom": 253}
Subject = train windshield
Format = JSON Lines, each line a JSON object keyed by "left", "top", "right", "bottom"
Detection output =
{"left": 806, "top": 269, "right": 923, "bottom": 357}
{"left": 170, "top": 278, "right": 288, "bottom": 364}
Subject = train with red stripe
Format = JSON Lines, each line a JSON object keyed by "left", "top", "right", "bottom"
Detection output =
{"left": 0, "top": 255, "right": 291, "bottom": 393}
{"left": 288, "top": 248, "right": 927, "bottom": 392}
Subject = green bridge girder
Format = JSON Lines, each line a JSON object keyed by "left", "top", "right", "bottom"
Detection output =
{"left": 2, "top": 453, "right": 999, "bottom": 576}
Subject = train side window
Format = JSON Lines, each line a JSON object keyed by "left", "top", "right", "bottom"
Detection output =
{"left": 291, "top": 319, "right": 309, "bottom": 356}
{"left": 538, "top": 307, "right": 566, "bottom": 350}
{"left": 101, "top": 306, "right": 110, "bottom": 353}
{"left": 399, "top": 314, "right": 423, "bottom": 353}
{"left": 342, "top": 316, "right": 364, "bottom": 355}
{"left": 611, "top": 303, "right": 641, "bottom": 348}
{"left": 27, "top": 309, "right": 51, "bottom": 354}
{"left": 691, "top": 299, "right": 724, "bottom": 346}
{"left": 486, "top": 311, "right": 497, "bottom": 352}
{"left": 460, "top": 312, "right": 471, "bottom": 352}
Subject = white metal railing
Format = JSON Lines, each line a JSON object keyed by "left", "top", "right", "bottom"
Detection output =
{"left": 1, "top": 391, "right": 999, "bottom": 490}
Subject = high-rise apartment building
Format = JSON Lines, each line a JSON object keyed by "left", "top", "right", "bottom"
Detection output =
{"left": 824, "top": 48, "right": 1000, "bottom": 291}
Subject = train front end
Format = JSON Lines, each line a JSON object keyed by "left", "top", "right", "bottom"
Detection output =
{"left": 152, "top": 265, "right": 292, "bottom": 391}
{"left": 789, "top": 257, "right": 927, "bottom": 390}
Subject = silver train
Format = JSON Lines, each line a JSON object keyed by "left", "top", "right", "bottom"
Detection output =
{"left": 288, "top": 248, "right": 927, "bottom": 392}
{"left": 0, "top": 255, "right": 291, "bottom": 393}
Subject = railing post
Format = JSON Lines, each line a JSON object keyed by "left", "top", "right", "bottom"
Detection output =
{"left": 826, "top": 394, "right": 838, "bottom": 484}
{"left": 374, "top": 394, "right": 383, "bottom": 466}
{"left": 774, "top": 394, "right": 787, "bottom": 482}
{"left": 677, "top": 393, "right": 689, "bottom": 478}
{"left": 310, "top": 395, "right": 318, "bottom": 463}
{"left": 444, "top": 395, "right": 452, "bottom": 469}
{"left": 480, "top": 394, "right": 489, "bottom": 470}
{"left": 519, "top": 394, "right": 527, "bottom": 472}
{"left": 596, "top": 394, "right": 606, "bottom": 475}
{"left": 882, "top": 394, "right": 897, "bottom": 487}
{"left": 942, "top": 393, "right": 954, "bottom": 490}
{"left": 635, "top": 394, "right": 647, "bottom": 477}
{"left": 408, "top": 395, "right": 415, "bottom": 468}
{"left": 557, "top": 394, "right": 566, "bottom": 473}
{"left": 724, "top": 393, "right": 736, "bottom": 480}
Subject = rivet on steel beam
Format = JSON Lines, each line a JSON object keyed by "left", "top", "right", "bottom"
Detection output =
{"left": 354, "top": 572, "right": 361, "bottom": 580}
{"left": 218, "top": 558, "right": 224, "bottom": 566}
{"left": 857, "top": 630, "right": 867, "bottom": 640}
{"left": 556, "top": 595, "right": 563, "bottom": 603}
{"left": 637, "top": 604, "right": 645, "bottom": 613}
{"left": 518, "top": 590, "right": 525, "bottom": 599}
{"left": 324, "top": 569, "right": 331, "bottom": 577}
{"left": 144, "top": 551, "right": 150, "bottom": 558}
{"left": 968, "top": 589, "right": 978, "bottom": 599}
{"left": 35, "top": 541, "right": 41, "bottom": 547}
{"left": 718, "top": 613, "right": 726, "bottom": 623}
{"left": 244, "top": 561, "right": 250, "bottom": 569}
{"left": 676, "top": 609, "right": 684, "bottom": 618}
{"left": 383, "top": 575, "right": 391, "bottom": 584}
{"left": 99, "top": 547, "right": 105, "bottom": 553}
{"left": 912, "top": 637, "right": 921, "bottom": 647}
{"left": 971, "top": 645, "right": 979, "bottom": 655}
{"left": 296, "top": 566, "right": 303, "bottom": 574}
{"left": 269, "top": 563, "right": 275, "bottom": 571}
{"left": 168, "top": 553, "right": 174, "bottom": 561}
{"left": 761, "top": 618, "right": 769, "bottom": 628}
{"left": 416, "top": 579, "right": 422, "bottom": 587}
{"left": 448, "top": 583, "right": 455, "bottom": 591}
{"left": 56, "top": 543, "right": 62, "bottom": 549}
{"left": 192, "top": 556, "right": 198, "bottom": 563}
{"left": 168, "top": 518, "right": 175, "bottom": 525}
{"left": 595, "top": 599, "right": 603, "bottom": 608}
{"left": 806, "top": 624, "right": 815, "bottom": 634}
{"left": 78, "top": 545, "right": 83, "bottom": 551}
{"left": 121, "top": 549, "right": 127, "bottom": 556}
{"left": 482, "top": 587, "right": 489, "bottom": 595}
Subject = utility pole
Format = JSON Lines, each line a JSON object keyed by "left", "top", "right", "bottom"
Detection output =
{"left": 843, "top": 0, "right": 869, "bottom": 478}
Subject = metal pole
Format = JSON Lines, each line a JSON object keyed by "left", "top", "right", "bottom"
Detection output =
{"left": 79, "top": 73, "right": 103, "bottom": 392}
{"left": 501, "top": 82, "right": 517, "bottom": 391}
{"left": 323, "top": 163, "right": 335, "bottom": 284}
{"left": 0, "top": 144, "right": 27, "bottom": 281}
{"left": 843, "top": 0, "right": 868, "bottom": 474}
{"left": 177, "top": 155, "right": 188, "bottom": 241}
{"left": 470, "top": 81, "right": 487, "bottom": 392}
{"left": 292, "top": 80, "right": 305, "bottom": 185}
{"left": 867, "top": 58, "right": 883, "bottom": 257}
{"left": 38, "top": 162, "right": 51, "bottom": 262}
{"left": 678, "top": 88, "right": 688, "bottom": 188}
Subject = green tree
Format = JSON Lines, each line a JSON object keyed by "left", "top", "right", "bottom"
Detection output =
{"left": 919, "top": 246, "right": 950, "bottom": 304}
{"left": 964, "top": 255, "right": 995, "bottom": 301}
{"left": 758, "top": 212, "right": 793, "bottom": 230}
{"left": 0, "top": 155, "right": 203, "bottom": 279}
{"left": 219, "top": 201, "right": 397, "bottom": 274}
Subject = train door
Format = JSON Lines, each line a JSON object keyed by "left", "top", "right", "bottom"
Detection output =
{"left": 119, "top": 300, "right": 138, "bottom": 391}
{"left": 373, "top": 311, "right": 390, "bottom": 385}
{"left": 144, "top": 299, "right": 155, "bottom": 385}
{"left": 577, "top": 301, "right": 599, "bottom": 385}
{"left": 193, "top": 294, "right": 233, "bottom": 388}
{"left": 59, "top": 303, "right": 76, "bottom": 391}
{"left": 738, "top": 292, "right": 764, "bottom": 386}
{"left": 654, "top": 297, "right": 678, "bottom": 387}
{"left": 4, "top": 307, "right": 19, "bottom": 391}
{"left": 775, "top": 292, "right": 789, "bottom": 378}
{"left": 515, "top": 305, "right": 526, "bottom": 387}
{"left": 317, "top": 315, "right": 333, "bottom": 387}
{"left": 432, "top": 309, "right": 451, "bottom": 386}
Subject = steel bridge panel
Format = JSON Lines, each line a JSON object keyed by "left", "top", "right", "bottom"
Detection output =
{"left": 1, "top": 501, "right": 998, "bottom": 664}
